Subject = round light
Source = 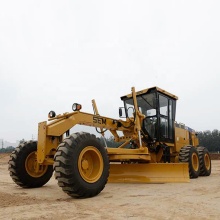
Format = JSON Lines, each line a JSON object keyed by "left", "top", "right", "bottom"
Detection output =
{"left": 48, "top": 111, "right": 56, "bottom": 118}
{"left": 72, "top": 103, "right": 82, "bottom": 111}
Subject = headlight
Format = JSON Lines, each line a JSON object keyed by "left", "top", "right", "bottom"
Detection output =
{"left": 72, "top": 103, "right": 82, "bottom": 111}
{"left": 48, "top": 110, "right": 56, "bottom": 118}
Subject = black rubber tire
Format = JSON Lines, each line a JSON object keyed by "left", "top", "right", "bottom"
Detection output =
{"left": 54, "top": 132, "right": 109, "bottom": 198}
{"left": 8, "top": 141, "right": 53, "bottom": 188}
{"left": 197, "top": 146, "right": 211, "bottom": 176}
{"left": 179, "top": 145, "right": 200, "bottom": 179}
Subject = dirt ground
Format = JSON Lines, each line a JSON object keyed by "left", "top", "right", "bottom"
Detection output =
{"left": 0, "top": 154, "right": 220, "bottom": 220}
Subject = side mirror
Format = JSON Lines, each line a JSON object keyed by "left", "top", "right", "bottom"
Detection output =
{"left": 119, "top": 107, "right": 126, "bottom": 118}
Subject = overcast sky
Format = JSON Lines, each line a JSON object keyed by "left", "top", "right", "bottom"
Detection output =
{"left": 0, "top": 1, "right": 220, "bottom": 143}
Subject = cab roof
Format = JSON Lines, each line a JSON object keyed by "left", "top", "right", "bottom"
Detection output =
{"left": 120, "top": 86, "right": 178, "bottom": 100}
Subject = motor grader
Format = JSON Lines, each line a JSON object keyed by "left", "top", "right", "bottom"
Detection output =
{"left": 8, "top": 86, "right": 211, "bottom": 198}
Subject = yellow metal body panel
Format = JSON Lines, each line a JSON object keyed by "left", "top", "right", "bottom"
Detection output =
{"left": 107, "top": 147, "right": 151, "bottom": 161}
{"left": 108, "top": 163, "right": 189, "bottom": 183}
{"left": 191, "top": 132, "right": 199, "bottom": 146}
{"left": 174, "top": 126, "right": 199, "bottom": 152}
{"left": 37, "top": 121, "right": 61, "bottom": 164}
{"left": 37, "top": 122, "right": 47, "bottom": 163}
{"left": 174, "top": 127, "right": 189, "bottom": 152}
{"left": 107, "top": 147, "right": 149, "bottom": 155}
{"left": 47, "top": 112, "right": 131, "bottom": 136}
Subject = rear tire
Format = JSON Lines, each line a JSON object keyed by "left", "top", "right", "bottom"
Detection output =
{"left": 179, "top": 145, "right": 200, "bottom": 179}
{"left": 54, "top": 132, "right": 109, "bottom": 198}
{"left": 8, "top": 141, "right": 53, "bottom": 188}
{"left": 197, "top": 146, "right": 211, "bottom": 176}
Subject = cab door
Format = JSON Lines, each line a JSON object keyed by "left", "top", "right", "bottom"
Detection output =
{"left": 158, "top": 94, "right": 176, "bottom": 143}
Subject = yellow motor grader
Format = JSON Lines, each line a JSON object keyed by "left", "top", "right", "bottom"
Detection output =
{"left": 8, "top": 86, "right": 211, "bottom": 198}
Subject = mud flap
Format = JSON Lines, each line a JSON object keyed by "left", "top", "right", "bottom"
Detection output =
{"left": 108, "top": 163, "right": 189, "bottom": 183}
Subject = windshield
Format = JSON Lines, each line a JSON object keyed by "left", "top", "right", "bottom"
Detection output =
{"left": 124, "top": 93, "right": 157, "bottom": 118}
{"left": 123, "top": 91, "right": 176, "bottom": 142}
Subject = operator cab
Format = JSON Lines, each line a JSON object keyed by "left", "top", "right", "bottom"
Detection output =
{"left": 120, "top": 87, "right": 178, "bottom": 143}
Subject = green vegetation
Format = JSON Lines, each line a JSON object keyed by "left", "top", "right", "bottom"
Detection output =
{"left": 198, "top": 129, "right": 220, "bottom": 152}
{"left": 0, "top": 146, "right": 15, "bottom": 153}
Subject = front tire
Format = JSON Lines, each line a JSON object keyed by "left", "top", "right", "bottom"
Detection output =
{"left": 179, "top": 145, "right": 200, "bottom": 178}
{"left": 8, "top": 141, "right": 53, "bottom": 188}
{"left": 54, "top": 132, "right": 109, "bottom": 198}
{"left": 197, "top": 146, "right": 211, "bottom": 176}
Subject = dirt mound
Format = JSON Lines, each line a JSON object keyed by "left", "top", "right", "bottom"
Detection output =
{"left": 0, "top": 191, "right": 43, "bottom": 208}
{"left": 210, "top": 153, "right": 220, "bottom": 160}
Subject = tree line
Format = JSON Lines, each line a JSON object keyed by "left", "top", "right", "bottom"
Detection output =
{"left": 0, "top": 139, "right": 25, "bottom": 153}
{"left": 0, "top": 146, "right": 15, "bottom": 153}
{"left": 197, "top": 129, "right": 220, "bottom": 152}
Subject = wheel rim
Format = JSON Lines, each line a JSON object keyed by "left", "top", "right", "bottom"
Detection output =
{"left": 204, "top": 153, "right": 211, "bottom": 170}
{"left": 192, "top": 152, "right": 199, "bottom": 171}
{"left": 78, "top": 146, "right": 104, "bottom": 183}
{"left": 25, "top": 152, "right": 48, "bottom": 177}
